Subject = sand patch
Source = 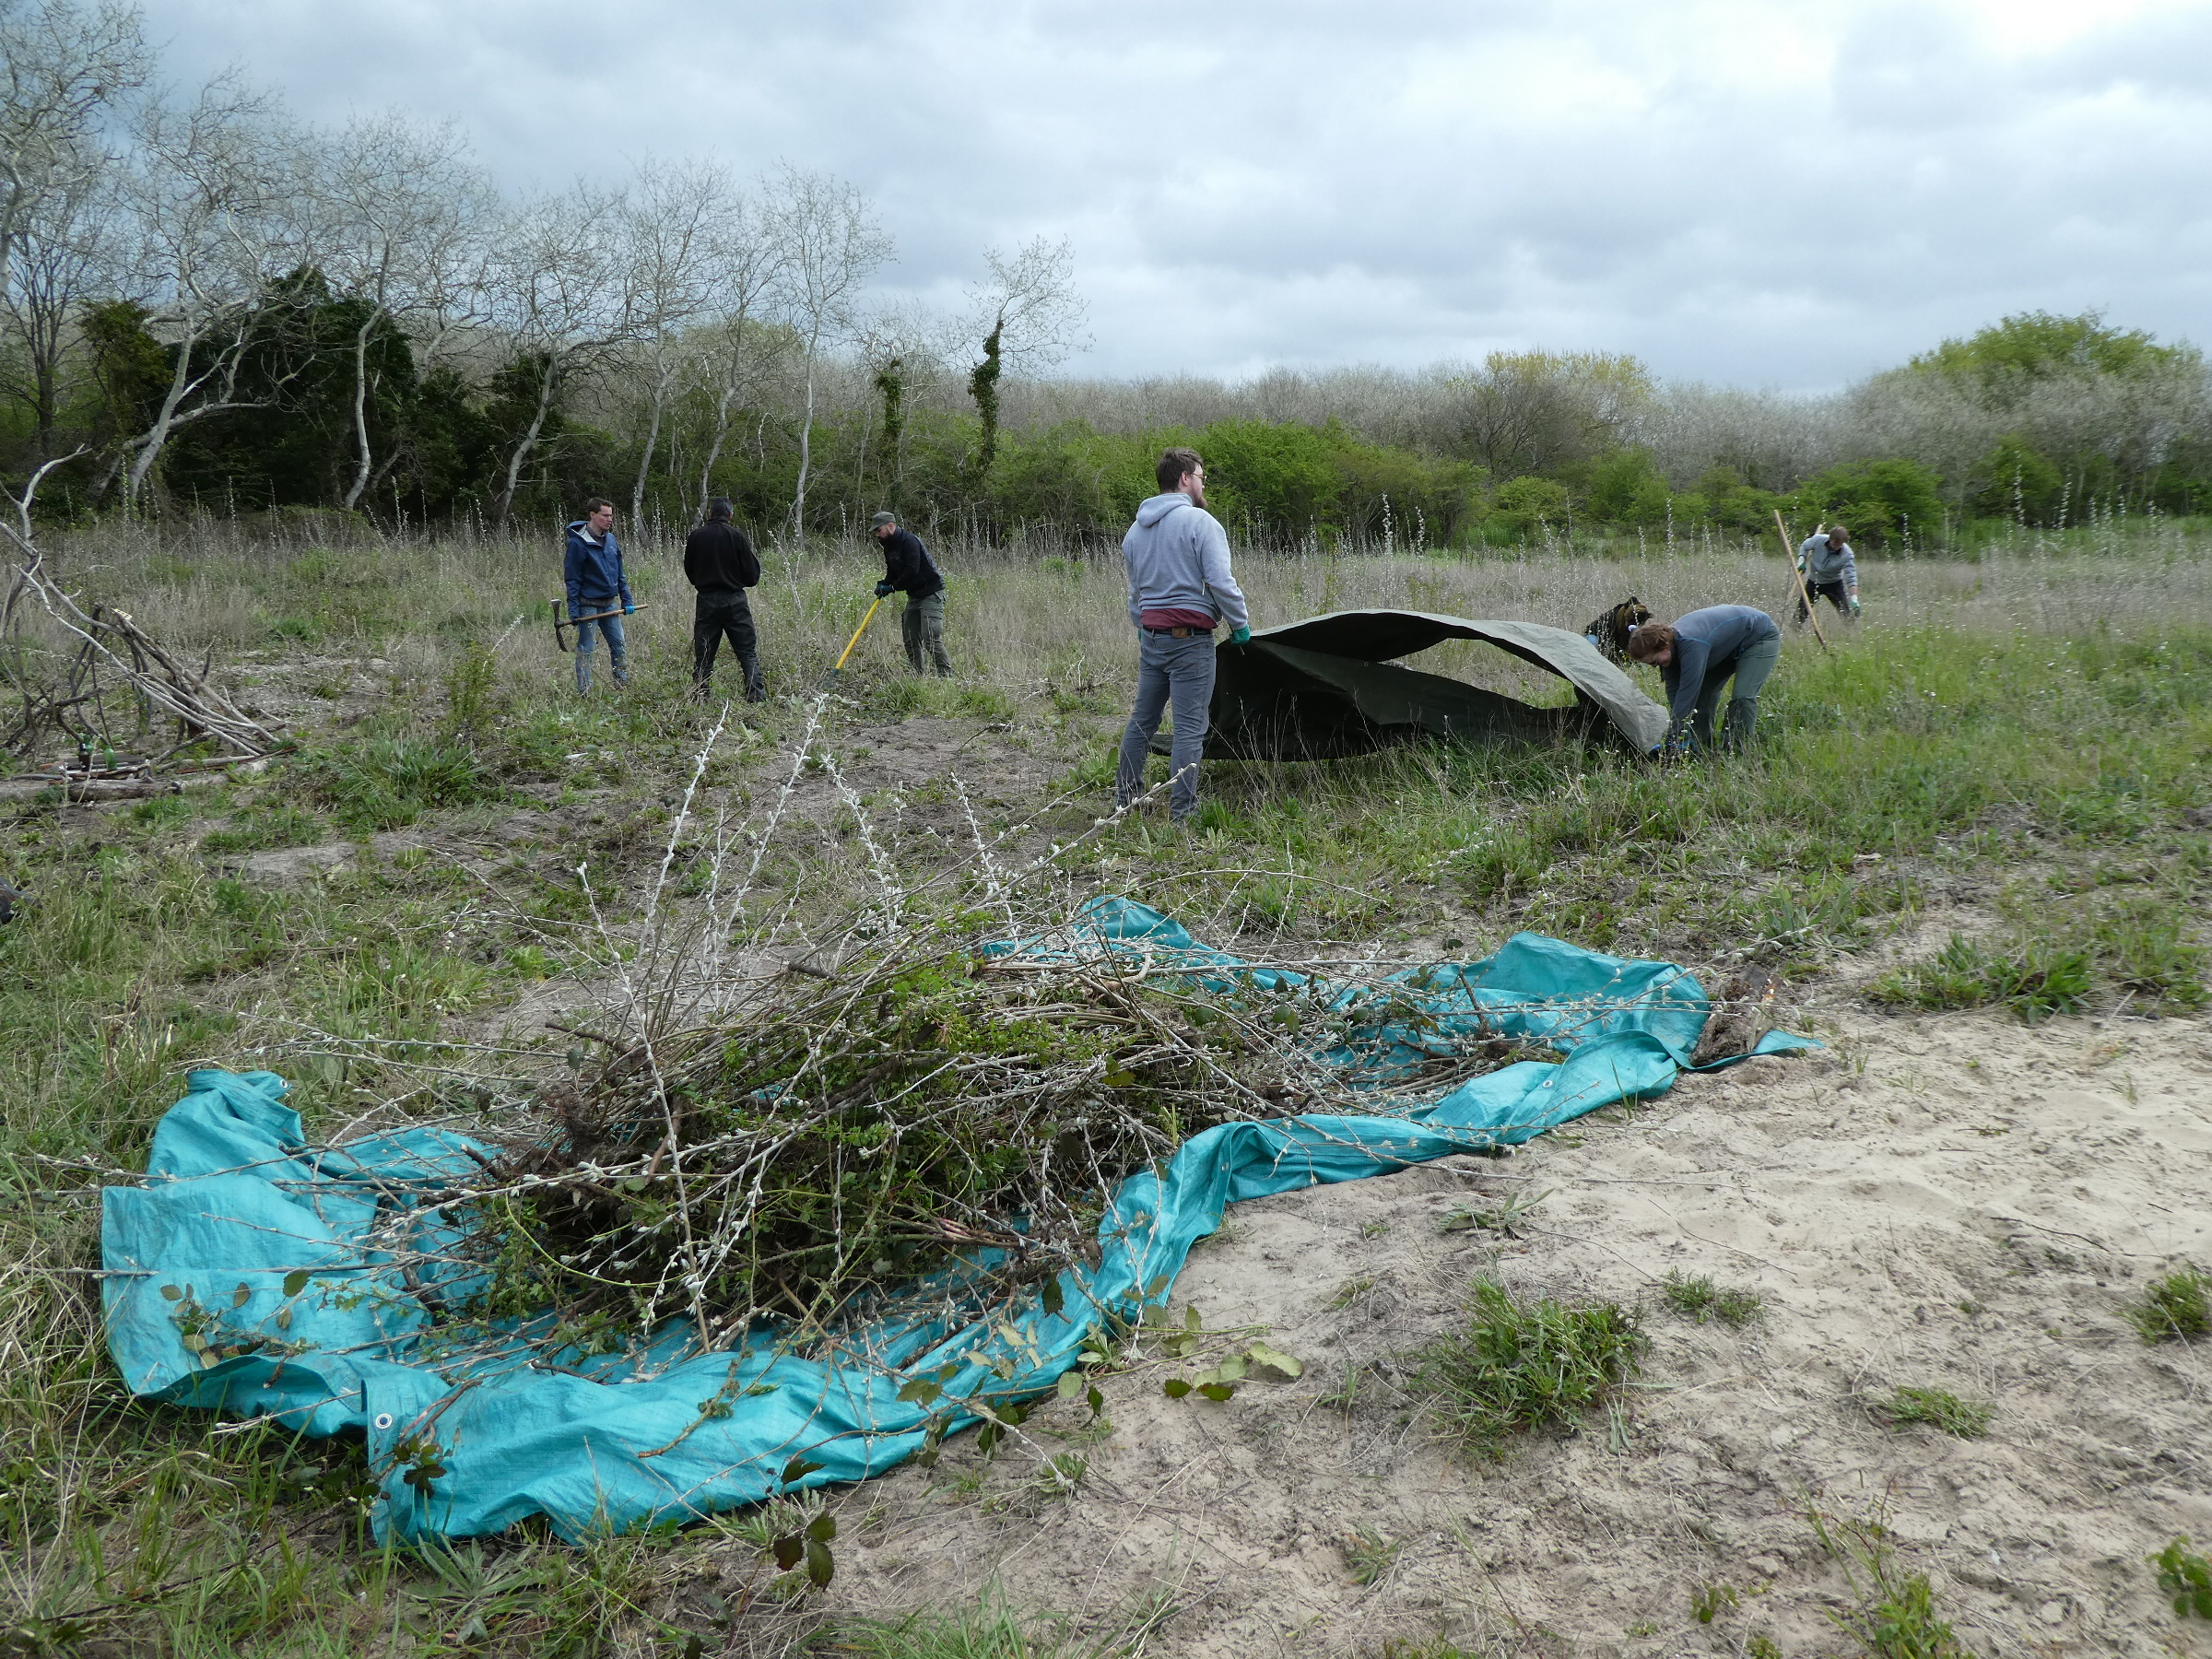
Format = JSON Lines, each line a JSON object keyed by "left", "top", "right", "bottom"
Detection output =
{"left": 763, "top": 1007, "right": 2210, "bottom": 1657}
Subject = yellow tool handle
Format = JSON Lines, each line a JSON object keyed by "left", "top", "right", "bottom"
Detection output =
{"left": 833, "top": 595, "right": 886, "bottom": 673}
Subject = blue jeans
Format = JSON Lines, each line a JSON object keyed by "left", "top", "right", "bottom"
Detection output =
{"left": 574, "top": 612, "right": 627, "bottom": 691}
{"left": 1116, "top": 629, "right": 1216, "bottom": 820}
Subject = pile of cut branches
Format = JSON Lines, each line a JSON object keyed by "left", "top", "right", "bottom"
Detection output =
{"left": 462, "top": 915, "right": 1359, "bottom": 1353}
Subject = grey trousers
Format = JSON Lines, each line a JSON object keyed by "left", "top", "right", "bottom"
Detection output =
{"left": 1685, "top": 634, "right": 1782, "bottom": 747}
{"left": 1115, "top": 629, "right": 1216, "bottom": 820}
{"left": 902, "top": 590, "right": 952, "bottom": 676}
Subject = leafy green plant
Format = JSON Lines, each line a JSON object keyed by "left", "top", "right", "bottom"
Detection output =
{"left": 1689, "top": 1581, "right": 1739, "bottom": 1623}
{"left": 1661, "top": 1270, "right": 1762, "bottom": 1327}
{"left": 2125, "top": 1265, "right": 2211, "bottom": 1343}
{"left": 297, "top": 737, "right": 494, "bottom": 830}
{"left": 2151, "top": 1536, "right": 2212, "bottom": 1618}
{"left": 1408, "top": 1279, "right": 1644, "bottom": 1457}
{"left": 1877, "top": 1386, "right": 1994, "bottom": 1440}
{"left": 1338, "top": 1524, "right": 1403, "bottom": 1586}
{"left": 1808, "top": 1504, "right": 1980, "bottom": 1658}
{"left": 1437, "top": 1186, "right": 1550, "bottom": 1237}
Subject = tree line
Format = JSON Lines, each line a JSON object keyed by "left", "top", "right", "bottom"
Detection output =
{"left": 6, "top": 0, "right": 2210, "bottom": 551}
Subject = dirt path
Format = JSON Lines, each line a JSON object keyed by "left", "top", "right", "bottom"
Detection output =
{"left": 780, "top": 1005, "right": 2211, "bottom": 1657}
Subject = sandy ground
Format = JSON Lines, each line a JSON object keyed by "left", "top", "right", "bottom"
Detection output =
{"left": 760, "top": 997, "right": 2212, "bottom": 1658}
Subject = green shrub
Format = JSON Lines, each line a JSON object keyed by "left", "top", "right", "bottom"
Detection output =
{"left": 1792, "top": 457, "right": 1947, "bottom": 551}
{"left": 2152, "top": 1537, "right": 2212, "bottom": 1619}
{"left": 1490, "top": 476, "right": 1571, "bottom": 537}
{"left": 1408, "top": 1279, "right": 1643, "bottom": 1457}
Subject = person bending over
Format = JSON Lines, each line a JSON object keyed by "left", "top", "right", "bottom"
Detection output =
{"left": 1114, "top": 447, "right": 1251, "bottom": 824}
{"left": 1626, "top": 605, "right": 1783, "bottom": 754}
{"left": 1795, "top": 524, "right": 1860, "bottom": 623}
{"left": 869, "top": 512, "right": 952, "bottom": 677}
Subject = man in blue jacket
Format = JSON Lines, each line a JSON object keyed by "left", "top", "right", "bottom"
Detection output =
{"left": 869, "top": 512, "right": 952, "bottom": 677}
{"left": 1114, "top": 447, "right": 1251, "bottom": 824}
{"left": 564, "top": 498, "right": 634, "bottom": 692}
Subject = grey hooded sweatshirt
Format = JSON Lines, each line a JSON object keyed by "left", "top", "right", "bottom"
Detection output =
{"left": 1797, "top": 533, "right": 1857, "bottom": 589}
{"left": 1122, "top": 492, "right": 1250, "bottom": 633}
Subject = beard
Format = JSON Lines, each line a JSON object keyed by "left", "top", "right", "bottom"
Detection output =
{"left": 1185, "top": 479, "right": 1207, "bottom": 511}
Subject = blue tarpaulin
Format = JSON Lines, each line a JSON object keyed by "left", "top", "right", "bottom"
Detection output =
{"left": 101, "top": 900, "right": 1813, "bottom": 1541}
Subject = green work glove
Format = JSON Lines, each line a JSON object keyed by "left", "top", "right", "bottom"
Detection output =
{"left": 1229, "top": 626, "right": 1252, "bottom": 645}
{"left": 1848, "top": 594, "right": 1862, "bottom": 618}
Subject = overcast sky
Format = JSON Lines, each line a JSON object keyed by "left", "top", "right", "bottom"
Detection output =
{"left": 151, "top": 0, "right": 2212, "bottom": 390}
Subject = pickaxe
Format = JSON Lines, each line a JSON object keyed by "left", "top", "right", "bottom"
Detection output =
{"left": 551, "top": 600, "right": 646, "bottom": 652}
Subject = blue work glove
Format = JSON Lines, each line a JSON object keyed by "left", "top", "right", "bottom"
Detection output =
{"left": 1229, "top": 626, "right": 1252, "bottom": 645}
{"left": 874, "top": 580, "right": 894, "bottom": 597}
{"left": 623, "top": 602, "right": 635, "bottom": 615}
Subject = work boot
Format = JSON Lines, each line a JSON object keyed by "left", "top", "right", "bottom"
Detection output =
{"left": 1721, "top": 696, "right": 1759, "bottom": 752}
{"left": 739, "top": 653, "right": 766, "bottom": 703}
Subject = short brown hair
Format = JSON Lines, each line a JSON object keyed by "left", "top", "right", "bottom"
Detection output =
{"left": 1824, "top": 524, "right": 1848, "bottom": 541}
{"left": 1156, "top": 447, "right": 1203, "bottom": 493}
{"left": 583, "top": 497, "right": 614, "bottom": 516}
{"left": 1625, "top": 621, "right": 1675, "bottom": 664}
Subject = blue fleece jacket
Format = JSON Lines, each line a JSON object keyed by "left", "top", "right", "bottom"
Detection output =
{"left": 564, "top": 523, "right": 632, "bottom": 617}
{"left": 1121, "top": 492, "right": 1249, "bottom": 632}
{"left": 1659, "top": 605, "right": 1781, "bottom": 725}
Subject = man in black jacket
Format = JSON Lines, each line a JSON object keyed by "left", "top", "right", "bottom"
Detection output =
{"left": 685, "top": 499, "right": 765, "bottom": 701}
{"left": 869, "top": 511, "right": 952, "bottom": 677}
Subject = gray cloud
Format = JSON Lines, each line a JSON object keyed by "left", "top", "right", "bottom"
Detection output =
{"left": 151, "top": 0, "right": 2212, "bottom": 388}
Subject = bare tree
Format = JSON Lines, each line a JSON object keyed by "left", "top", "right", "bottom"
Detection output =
{"left": 854, "top": 300, "right": 945, "bottom": 508}
{"left": 480, "top": 179, "right": 630, "bottom": 529}
{"left": 0, "top": 134, "right": 121, "bottom": 467}
{"left": 763, "top": 164, "right": 891, "bottom": 538}
{"left": 110, "top": 75, "right": 300, "bottom": 507}
{"left": 1449, "top": 350, "right": 1652, "bottom": 478}
{"left": 685, "top": 188, "right": 786, "bottom": 518}
{"left": 618, "top": 157, "right": 734, "bottom": 530}
{"left": 305, "top": 112, "right": 491, "bottom": 512}
{"left": 961, "top": 234, "right": 1087, "bottom": 481}
{"left": 0, "top": 0, "right": 147, "bottom": 299}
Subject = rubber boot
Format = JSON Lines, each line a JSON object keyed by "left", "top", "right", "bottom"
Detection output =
{"left": 738, "top": 653, "right": 765, "bottom": 703}
{"left": 1721, "top": 696, "right": 1759, "bottom": 753}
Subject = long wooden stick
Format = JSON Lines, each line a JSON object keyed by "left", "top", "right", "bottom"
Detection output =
{"left": 1774, "top": 510, "right": 1830, "bottom": 651}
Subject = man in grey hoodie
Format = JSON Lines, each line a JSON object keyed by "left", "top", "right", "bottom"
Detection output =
{"left": 1115, "top": 447, "right": 1252, "bottom": 823}
{"left": 1795, "top": 524, "right": 1860, "bottom": 623}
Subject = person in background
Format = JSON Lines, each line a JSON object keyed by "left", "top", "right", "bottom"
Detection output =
{"left": 1625, "top": 604, "right": 1783, "bottom": 754}
{"left": 685, "top": 497, "right": 764, "bottom": 702}
{"left": 1795, "top": 523, "right": 1861, "bottom": 623}
{"left": 1114, "top": 446, "right": 1252, "bottom": 824}
{"left": 868, "top": 512, "right": 952, "bottom": 677}
{"left": 564, "top": 497, "right": 633, "bottom": 692}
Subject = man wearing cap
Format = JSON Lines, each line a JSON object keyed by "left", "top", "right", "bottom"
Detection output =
{"left": 1114, "top": 446, "right": 1251, "bottom": 825}
{"left": 685, "top": 497, "right": 764, "bottom": 701}
{"left": 869, "top": 512, "right": 952, "bottom": 677}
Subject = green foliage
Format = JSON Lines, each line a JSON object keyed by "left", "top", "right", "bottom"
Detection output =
{"left": 1408, "top": 1278, "right": 1644, "bottom": 1457}
{"left": 1489, "top": 475, "right": 1571, "bottom": 538}
{"left": 198, "top": 802, "right": 327, "bottom": 853}
{"left": 1661, "top": 1271, "right": 1762, "bottom": 1327}
{"left": 1580, "top": 447, "right": 1673, "bottom": 527}
{"left": 1967, "top": 434, "right": 2064, "bottom": 524}
{"left": 297, "top": 738, "right": 495, "bottom": 830}
{"left": 1874, "top": 932, "right": 2091, "bottom": 1023}
{"left": 1912, "top": 309, "right": 2194, "bottom": 387}
{"left": 1338, "top": 1524, "right": 1404, "bottom": 1586}
{"left": 2125, "top": 1265, "right": 2211, "bottom": 1344}
{"left": 1877, "top": 1386, "right": 1994, "bottom": 1440}
{"left": 1792, "top": 458, "right": 1947, "bottom": 551}
{"left": 1689, "top": 1581, "right": 1739, "bottom": 1623}
{"left": 2152, "top": 1536, "right": 2212, "bottom": 1619}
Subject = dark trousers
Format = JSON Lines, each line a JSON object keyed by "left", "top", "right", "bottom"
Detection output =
{"left": 1796, "top": 578, "right": 1850, "bottom": 622}
{"left": 692, "top": 594, "right": 762, "bottom": 700}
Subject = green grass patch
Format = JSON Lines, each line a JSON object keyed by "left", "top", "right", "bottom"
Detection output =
{"left": 1875, "top": 933, "right": 2093, "bottom": 1023}
{"left": 2125, "top": 1265, "right": 2211, "bottom": 1344}
{"left": 296, "top": 737, "right": 497, "bottom": 830}
{"left": 1877, "top": 1386, "right": 1994, "bottom": 1439}
{"left": 1407, "top": 1278, "right": 1644, "bottom": 1458}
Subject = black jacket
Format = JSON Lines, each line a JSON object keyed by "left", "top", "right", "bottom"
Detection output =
{"left": 684, "top": 520, "right": 761, "bottom": 598}
{"left": 877, "top": 528, "right": 944, "bottom": 599}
